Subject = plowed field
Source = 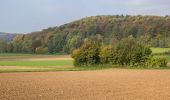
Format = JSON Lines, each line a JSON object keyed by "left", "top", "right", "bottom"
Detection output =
{"left": 1, "top": 69, "right": 170, "bottom": 100}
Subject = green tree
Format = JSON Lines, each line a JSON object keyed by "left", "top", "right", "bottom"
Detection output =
{"left": 0, "top": 40, "right": 8, "bottom": 53}
{"left": 35, "top": 47, "right": 48, "bottom": 54}
{"left": 72, "top": 40, "right": 101, "bottom": 66}
{"left": 31, "top": 40, "right": 41, "bottom": 53}
{"left": 99, "top": 45, "right": 116, "bottom": 64}
{"left": 116, "top": 37, "right": 152, "bottom": 66}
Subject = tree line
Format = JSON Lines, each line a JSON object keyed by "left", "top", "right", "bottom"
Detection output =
{"left": 0, "top": 15, "right": 170, "bottom": 54}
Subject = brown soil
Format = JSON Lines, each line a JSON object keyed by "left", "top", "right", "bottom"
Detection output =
{"left": 1, "top": 69, "right": 170, "bottom": 100}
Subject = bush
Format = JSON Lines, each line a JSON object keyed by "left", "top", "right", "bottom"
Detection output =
{"left": 72, "top": 48, "right": 86, "bottom": 66}
{"left": 147, "top": 57, "right": 167, "bottom": 68}
{"left": 35, "top": 47, "right": 48, "bottom": 54}
{"left": 99, "top": 45, "right": 116, "bottom": 64}
{"left": 72, "top": 40, "right": 100, "bottom": 66}
{"left": 72, "top": 37, "right": 167, "bottom": 68}
{"left": 115, "top": 38, "right": 152, "bottom": 66}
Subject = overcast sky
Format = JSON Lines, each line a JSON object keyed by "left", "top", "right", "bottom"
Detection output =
{"left": 0, "top": 0, "right": 170, "bottom": 33}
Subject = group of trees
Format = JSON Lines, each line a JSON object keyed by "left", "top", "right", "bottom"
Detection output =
{"left": 72, "top": 37, "right": 167, "bottom": 68}
{"left": 0, "top": 15, "right": 170, "bottom": 54}
{"left": 0, "top": 40, "right": 11, "bottom": 53}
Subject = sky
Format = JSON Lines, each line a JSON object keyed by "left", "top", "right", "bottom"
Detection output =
{"left": 0, "top": 0, "right": 170, "bottom": 33}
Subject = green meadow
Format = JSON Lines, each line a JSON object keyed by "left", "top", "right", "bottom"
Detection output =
{"left": 151, "top": 47, "right": 170, "bottom": 54}
{"left": 0, "top": 60, "right": 73, "bottom": 67}
{"left": 0, "top": 47, "right": 170, "bottom": 73}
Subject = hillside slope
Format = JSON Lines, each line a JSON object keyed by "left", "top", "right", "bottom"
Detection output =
{"left": 0, "top": 32, "right": 17, "bottom": 42}
{"left": 3, "top": 15, "right": 170, "bottom": 53}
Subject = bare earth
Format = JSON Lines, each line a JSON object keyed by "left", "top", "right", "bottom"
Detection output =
{"left": 1, "top": 69, "right": 170, "bottom": 100}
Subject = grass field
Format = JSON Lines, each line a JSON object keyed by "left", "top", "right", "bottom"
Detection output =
{"left": 151, "top": 47, "right": 170, "bottom": 54}
{"left": 0, "top": 51, "right": 170, "bottom": 73}
{"left": 0, "top": 60, "right": 73, "bottom": 67}
{"left": 0, "top": 53, "right": 108, "bottom": 72}
{"left": 0, "top": 54, "right": 75, "bottom": 72}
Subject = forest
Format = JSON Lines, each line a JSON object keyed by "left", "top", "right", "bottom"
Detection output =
{"left": 0, "top": 15, "right": 170, "bottom": 54}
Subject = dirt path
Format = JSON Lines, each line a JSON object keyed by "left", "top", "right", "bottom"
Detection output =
{"left": 1, "top": 69, "right": 170, "bottom": 100}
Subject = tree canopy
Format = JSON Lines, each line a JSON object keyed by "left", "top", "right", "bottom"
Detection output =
{"left": 1, "top": 15, "right": 170, "bottom": 54}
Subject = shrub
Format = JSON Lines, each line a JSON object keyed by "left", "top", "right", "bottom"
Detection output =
{"left": 35, "top": 47, "right": 48, "bottom": 54}
{"left": 115, "top": 38, "right": 152, "bottom": 66}
{"left": 147, "top": 57, "right": 167, "bottom": 68}
{"left": 72, "top": 40, "right": 100, "bottom": 66}
{"left": 72, "top": 37, "right": 167, "bottom": 68}
{"left": 72, "top": 48, "right": 86, "bottom": 66}
{"left": 99, "top": 45, "right": 116, "bottom": 64}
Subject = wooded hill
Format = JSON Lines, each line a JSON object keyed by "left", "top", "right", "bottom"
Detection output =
{"left": 0, "top": 32, "right": 17, "bottom": 41}
{"left": 1, "top": 15, "right": 170, "bottom": 54}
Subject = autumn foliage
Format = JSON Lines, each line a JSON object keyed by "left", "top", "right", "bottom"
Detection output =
{"left": 72, "top": 38, "right": 167, "bottom": 68}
